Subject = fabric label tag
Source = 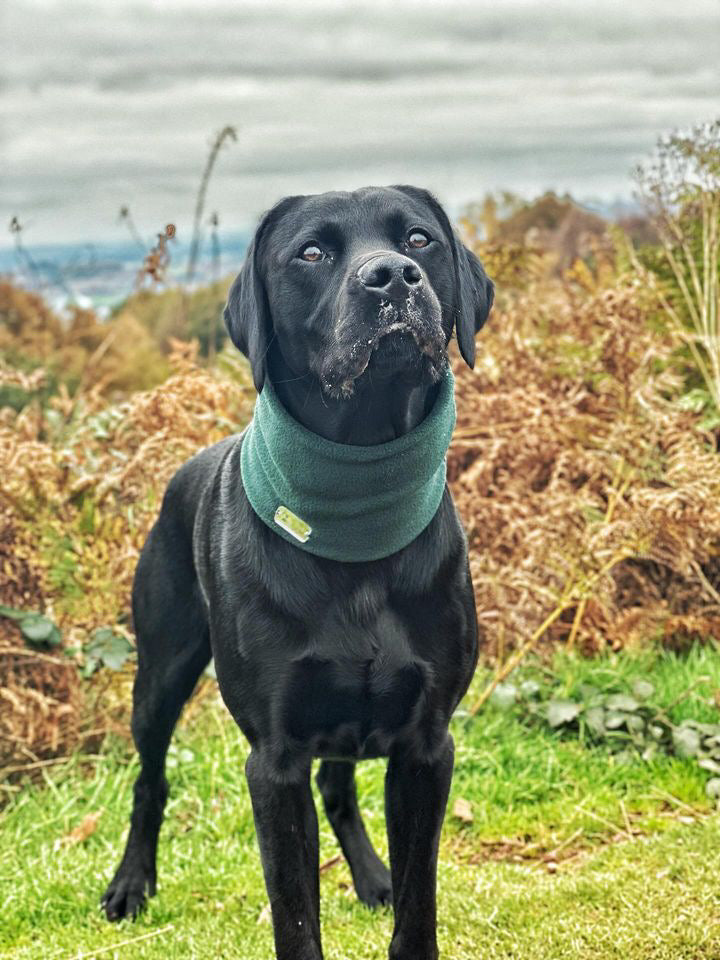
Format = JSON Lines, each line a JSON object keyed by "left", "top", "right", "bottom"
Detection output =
{"left": 274, "top": 505, "right": 312, "bottom": 543}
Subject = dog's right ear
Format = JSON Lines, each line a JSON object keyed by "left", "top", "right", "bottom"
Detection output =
{"left": 224, "top": 197, "right": 301, "bottom": 392}
{"left": 223, "top": 234, "right": 271, "bottom": 393}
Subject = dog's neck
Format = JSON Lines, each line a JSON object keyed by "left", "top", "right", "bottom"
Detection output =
{"left": 267, "top": 351, "right": 439, "bottom": 446}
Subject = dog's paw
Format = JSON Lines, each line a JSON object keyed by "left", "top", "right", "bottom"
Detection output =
{"left": 354, "top": 863, "right": 392, "bottom": 909}
{"left": 101, "top": 865, "right": 155, "bottom": 921}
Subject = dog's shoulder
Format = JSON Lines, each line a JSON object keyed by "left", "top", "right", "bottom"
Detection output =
{"left": 159, "top": 434, "right": 241, "bottom": 531}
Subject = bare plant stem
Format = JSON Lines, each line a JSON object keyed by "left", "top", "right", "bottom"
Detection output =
{"left": 567, "top": 461, "right": 635, "bottom": 650}
{"left": 185, "top": 127, "right": 237, "bottom": 285}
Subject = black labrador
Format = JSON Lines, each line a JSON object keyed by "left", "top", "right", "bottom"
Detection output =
{"left": 102, "top": 185, "right": 493, "bottom": 960}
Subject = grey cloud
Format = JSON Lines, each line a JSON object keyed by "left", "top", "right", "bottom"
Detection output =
{"left": 2, "top": 0, "right": 719, "bottom": 244}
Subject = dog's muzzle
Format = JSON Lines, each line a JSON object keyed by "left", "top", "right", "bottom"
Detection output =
{"left": 320, "top": 252, "right": 446, "bottom": 398}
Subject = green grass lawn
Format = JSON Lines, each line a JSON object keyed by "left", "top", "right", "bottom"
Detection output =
{"left": 2, "top": 647, "right": 719, "bottom": 959}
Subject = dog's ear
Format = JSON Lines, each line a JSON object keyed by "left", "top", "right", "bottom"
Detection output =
{"left": 454, "top": 242, "right": 494, "bottom": 369}
{"left": 390, "top": 184, "right": 494, "bottom": 369}
{"left": 223, "top": 235, "right": 270, "bottom": 392}
{"left": 224, "top": 196, "right": 301, "bottom": 392}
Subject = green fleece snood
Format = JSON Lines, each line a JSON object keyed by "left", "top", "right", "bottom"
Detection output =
{"left": 240, "top": 368, "right": 456, "bottom": 562}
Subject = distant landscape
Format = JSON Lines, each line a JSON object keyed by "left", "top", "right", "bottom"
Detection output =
{"left": 0, "top": 231, "right": 252, "bottom": 312}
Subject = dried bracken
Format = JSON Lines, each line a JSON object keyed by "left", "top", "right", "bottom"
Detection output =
{"left": 449, "top": 276, "right": 720, "bottom": 665}
{"left": 2, "top": 213, "right": 719, "bottom": 766}
{"left": 0, "top": 334, "right": 254, "bottom": 770}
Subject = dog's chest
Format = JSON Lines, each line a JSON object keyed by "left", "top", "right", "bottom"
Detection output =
{"left": 280, "top": 586, "right": 430, "bottom": 759}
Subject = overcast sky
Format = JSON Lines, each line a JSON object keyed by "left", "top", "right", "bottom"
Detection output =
{"left": 2, "top": 0, "right": 719, "bottom": 247}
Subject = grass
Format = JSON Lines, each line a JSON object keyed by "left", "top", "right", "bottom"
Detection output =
{"left": 2, "top": 646, "right": 720, "bottom": 959}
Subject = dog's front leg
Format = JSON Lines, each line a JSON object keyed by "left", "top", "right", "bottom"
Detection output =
{"left": 385, "top": 735, "right": 454, "bottom": 960}
{"left": 245, "top": 751, "right": 322, "bottom": 960}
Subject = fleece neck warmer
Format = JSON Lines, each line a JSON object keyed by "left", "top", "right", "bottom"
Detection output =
{"left": 239, "top": 368, "right": 456, "bottom": 562}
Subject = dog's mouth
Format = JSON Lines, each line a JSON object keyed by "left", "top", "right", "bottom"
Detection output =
{"left": 321, "top": 296, "right": 447, "bottom": 399}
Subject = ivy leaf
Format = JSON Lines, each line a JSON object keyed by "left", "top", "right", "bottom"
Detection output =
{"left": 706, "top": 778, "right": 720, "bottom": 800}
{"left": 0, "top": 606, "right": 62, "bottom": 647}
{"left": 0, "top": 604, "right": 29, "bottom": 621}
{"left": 20, "top": 615, "right": 62, "bottom": 647}
{"left": 632, "top": 679, "right": 655, "bottom": 701}
{"left": 585, "top": 706, "right": 606, "bottom": 737}
{"left": 699, "top": 758, "right": 720, "bottom": 775}
{"left": 21, "top": 616, "right": 54, "bottom": 643}
{"left": 673, "top": 726, "right": 701, "bottom": 758}
{"left": 604, "top": 711, "right": 628, "bottom": 730}
{"left": 605, "top": 694, "right": 640, "bottom": 713}
{"left": 547, "top": 700, "right": 582, "bottom": 728}
{"left": 626, "top": 714, "right": 646, "bottom": 734}
{"left": 84, "top": 628, "right": 134, "bottom": 671}
{"left": 491, "top": 683, "right": 519, "bottom": 710}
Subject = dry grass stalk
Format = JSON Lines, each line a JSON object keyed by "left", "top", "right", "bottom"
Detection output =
{"left": 635, "top": 120, "right": 720, "bottom": 409}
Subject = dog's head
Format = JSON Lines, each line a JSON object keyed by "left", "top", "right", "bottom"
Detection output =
{"left": 224, "top": 186, "right": 494, "bottom": 397}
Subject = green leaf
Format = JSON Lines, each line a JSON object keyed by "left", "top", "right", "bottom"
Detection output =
{"left": 491, "top": 684, "right": 519, "bottom": 710}
{"left": 82, "top": 656, "right": 99, "bottom": 678}
{"left": 0, "top": 604, "right": 30, "bottom": 621}
{"left": 605, "top": 694, "right": 640, "bottom": 713}
{"left": 547, "top": 700, "right": 582, "bottom": 728}
{"left": 632, "top": 679, "right": 655, "bottom": 701}
{"left": 585, "top": 706, "right": 606, "bottom": 736}
{"left": 605, "top": 711, "right": 629, "bottom": 730}
{"left": 20, "top": 615, "right": 57, "bottom": 645}
{"left": 698, "top": 758, "right": 720, "bottom": 775}
{"left": 626, "top": 714, "right": 645, "bottom": 733}
{"left": 706, "top": 778, "right": 720, "bottom": 800}
{"left": 84, "top": 627, "right": 134, "bottom": 671}
{"left": 673, "top": 726, "right": 701, "bottom": 758}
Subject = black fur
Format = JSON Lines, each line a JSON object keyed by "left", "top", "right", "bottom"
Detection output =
{"left": 102, "top": 186, "right": 493, "bottom": 960}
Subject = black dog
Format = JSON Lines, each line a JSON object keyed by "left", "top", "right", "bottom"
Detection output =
{"left": 102, "top": 186, "right": 493, "bottom": 960}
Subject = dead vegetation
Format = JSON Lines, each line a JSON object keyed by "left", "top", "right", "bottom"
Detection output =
{"left": 1, "top": 144, "right": 719, "bottom": 771}
{"left": 449, "top": 276, "right": 720, "bottom": 669}
{"left": 0, "top": 330, "right": 254, "bottom": 770}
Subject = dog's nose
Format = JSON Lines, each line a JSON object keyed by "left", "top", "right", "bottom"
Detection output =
{"left": 357, "top": 254, "right": 422, "bottom": 298}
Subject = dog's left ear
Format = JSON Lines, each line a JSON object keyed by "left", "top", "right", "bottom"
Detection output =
{"left": 453, "top": 241, "right": 494, "bottom": 369}
{"left": 390, "top": 185, "right": 494, "bottom": 369}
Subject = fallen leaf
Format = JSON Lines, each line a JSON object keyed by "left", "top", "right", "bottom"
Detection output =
{"left": 453, "top": 797, "right": 474, "bottom": 824}
{"left": 56, "top": 812, "right": 101, "bottom": 849}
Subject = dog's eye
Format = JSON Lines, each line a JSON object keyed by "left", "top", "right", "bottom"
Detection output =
{"left": 407, "top": 230, "right": 430, "bottom": 249}
{"left": 300, "top": 243, "right": 326, "bottom": 262}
